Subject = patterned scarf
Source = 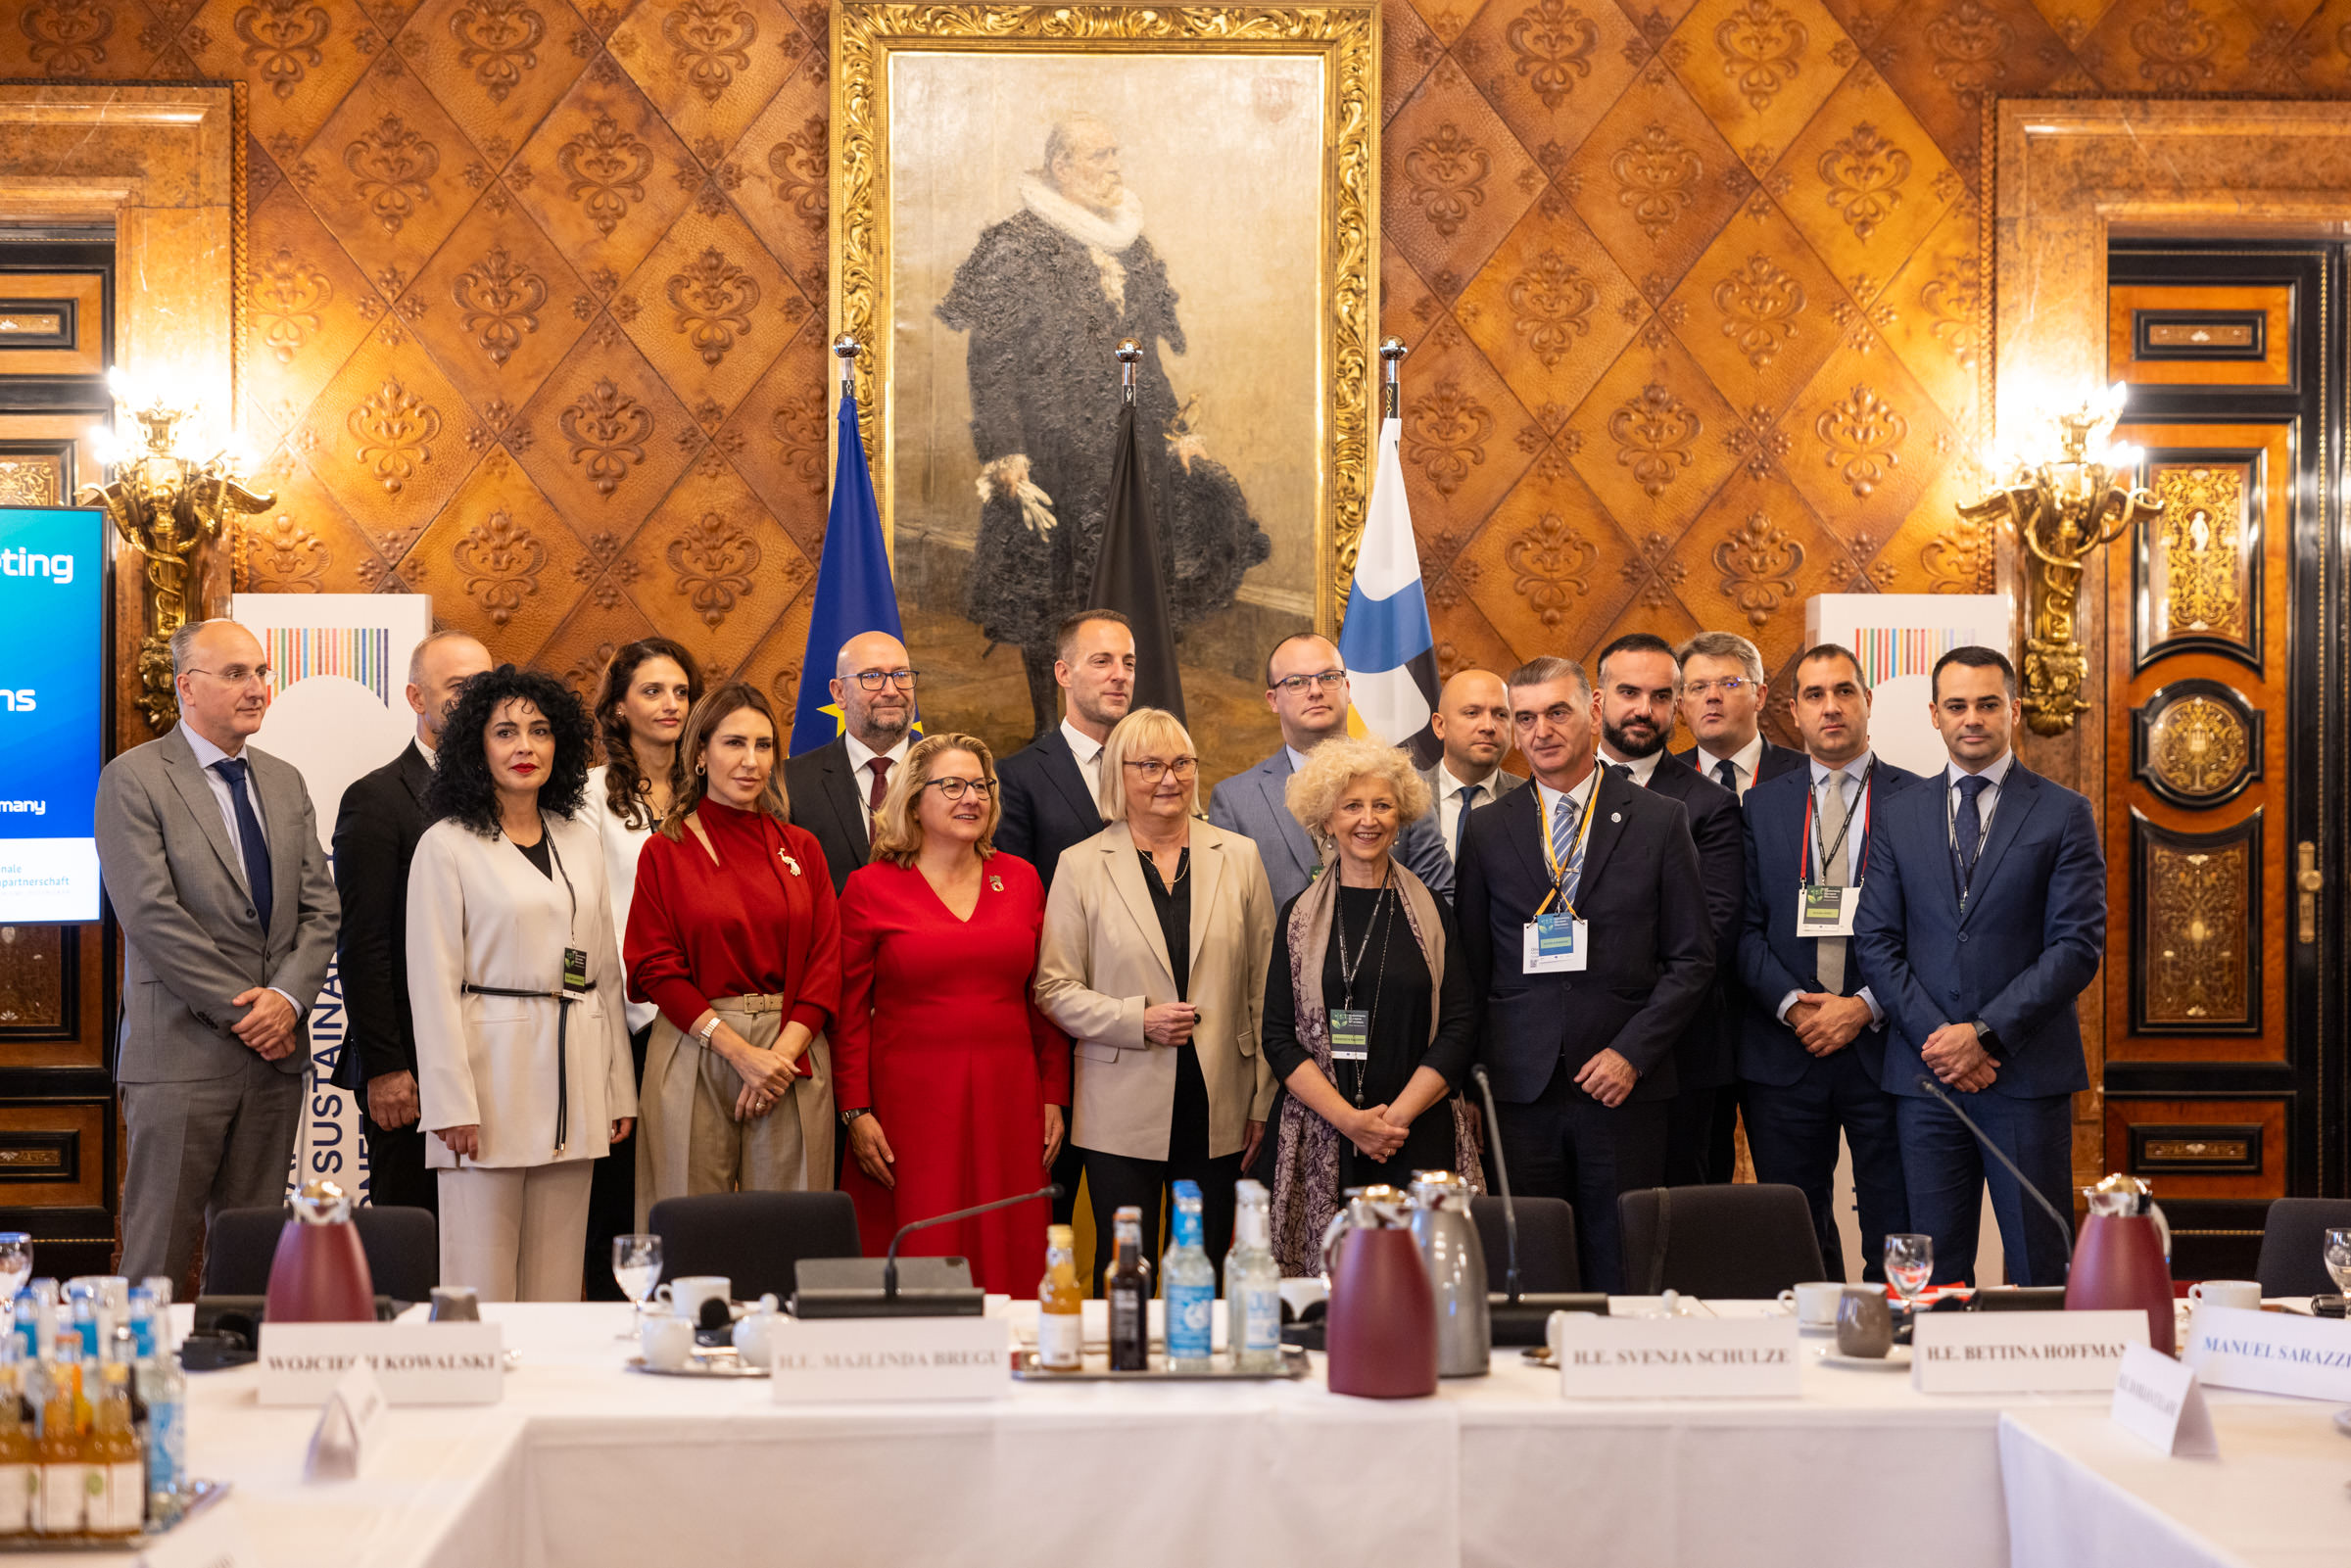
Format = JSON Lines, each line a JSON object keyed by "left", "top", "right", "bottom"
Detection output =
{"left": 1270, "top": 860, "right": 1486, "bottom": 1274}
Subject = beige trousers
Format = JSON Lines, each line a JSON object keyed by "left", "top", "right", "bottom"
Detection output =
{"left": 438, "top": 1159, "right": 596, "bottom": 1303}
{"left": 637, "top": 996, "right": 836, "bottom": 1228}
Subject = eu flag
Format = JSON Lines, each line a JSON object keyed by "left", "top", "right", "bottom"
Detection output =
{"left": 792, "top": 391, "right": 907, "bottom": 753}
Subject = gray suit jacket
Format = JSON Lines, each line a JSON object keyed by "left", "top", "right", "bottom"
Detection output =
{"left": 1207, "top": 747, "right": 1456, "bottom": 909}
{"left": 95, "top": 727, "right": 339, "bottom": 1084}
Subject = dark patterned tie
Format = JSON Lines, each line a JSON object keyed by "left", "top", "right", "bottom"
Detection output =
{"left": 1713, "top": 757, "right": 1739, "bottom": 796}
{"left": 212, "top": 758, "right": 274, "bottom": 927}
{"left": 1452, "top": 784, "right": 1478, "bottom": 859}
{"left": 1953, "top": 773, "right": 1991, "bottom": 898}
{"left": 865, "top": 757, "right": 891, "bottom": 815}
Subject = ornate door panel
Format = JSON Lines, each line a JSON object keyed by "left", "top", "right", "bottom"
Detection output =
{"left": 2104, "top": 246, "right": 2336, "bottom": 1278}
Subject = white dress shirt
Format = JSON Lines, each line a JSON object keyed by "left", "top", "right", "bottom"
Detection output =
{"left": 1434, "top": 760, "right": 1504, "bottom": 849}
{"left": 1532, "top": 765, "right": 1604, "bottom": 888}
{"left": 1061, "top": 718, "right": 1108, "bottom": 803}
{"left": 1944, "top": 748, "right": 2016, "bottom": 829}
{"left": 177, "top": 721, "right": 301, "bottom": 1017}
{"left": 1775, "top": 750, "right": 1884, "bottom": 1026}
{"left": 1598, "top": 745, "right": 1666, "bottom": 787}
{"left": 1690, "top": 732, "right": 1765, "bottom": 798}
{"left": 842, "top": 730, "right": 912, "bottom": 812}
{"left": 581, "top": 763, "right": 660, "bottom": 1035}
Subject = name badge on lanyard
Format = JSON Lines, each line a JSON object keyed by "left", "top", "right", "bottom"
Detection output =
{"left": 1795, "top": 884, "right": 1859, "bottom": 936}
{"left": 1522, "top": 913, "right": 1588, "bottom": 973}
{"left": 1329, "top": 1008, "right": 1370, "bottom": 1062}
{"left": 561, "top": 946, "right": 590, "bottom": 994}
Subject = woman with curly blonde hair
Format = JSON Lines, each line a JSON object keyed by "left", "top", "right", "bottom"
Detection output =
{"left": 1262, "top": 736, "right": 1482, "bottom": 1273}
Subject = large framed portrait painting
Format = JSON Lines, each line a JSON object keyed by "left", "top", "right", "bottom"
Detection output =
{"left": 832, "top": 2, "right": 1377, "bottom": 780}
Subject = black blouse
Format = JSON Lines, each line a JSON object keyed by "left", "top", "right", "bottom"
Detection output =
{"left": 1262, "top": 882, "right": 1474, "bottom": 1100}
{"left": 1138, "top": 847, "right": 1190, "bottom": 1001}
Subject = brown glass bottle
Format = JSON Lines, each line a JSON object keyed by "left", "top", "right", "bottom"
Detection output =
{"left": 1105, "top": 1207, "right": 1152, "bottom": 1372}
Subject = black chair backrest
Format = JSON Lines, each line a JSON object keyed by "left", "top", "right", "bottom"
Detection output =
{"left": 1616, "top": 1185, "right": 1826, "bottom": 1299}
{"left": 1470, "top": 1196, "right": 1580, "bottom": 1293}
{"left": 200, "top": 1205, "right": 439, "bottom": 1302}
{"left": 2254, "top": 1197, "right": 2351, "bottom": 1299}
{"left": 647, "top": 1191, "right": 862, "bottom": 1302}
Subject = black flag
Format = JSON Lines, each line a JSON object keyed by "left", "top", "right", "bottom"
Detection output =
{"left": 1090, "top": 402, "right": 1186, "bottom": 721}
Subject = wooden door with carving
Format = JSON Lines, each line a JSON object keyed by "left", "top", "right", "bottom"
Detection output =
{"left": 2104, "top": 243, "right": 2341, "bottom": 1278}
{"left": 0, "top": 233, "right": 120, "bottom": 1280}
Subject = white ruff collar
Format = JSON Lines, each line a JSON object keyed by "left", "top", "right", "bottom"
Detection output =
{"left": 1019, "top": 171, "right": 1144, "bottom": 252}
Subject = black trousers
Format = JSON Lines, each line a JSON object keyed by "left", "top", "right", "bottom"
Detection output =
{"left": 1491, "top": 1076, "right": 1668, "bottom": 1294}
{"left": 360, "top": 1109, "right": 439, "bottom": 1216}
{"left": 1080, "top": 1042, "right": 1239, "bottom": 1294}
{"left": 1742, "top": 1050, "right": 1909, "bottom": 1283}
{"left": 1664, "top": 1081, "right": 1740, "bottom": 1185}
{"left": 581, "top": 1023, "right": 651, "bottom": 1301}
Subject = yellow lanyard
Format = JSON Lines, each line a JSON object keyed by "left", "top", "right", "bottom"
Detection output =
{"left": 1535, "top": 774, "right": 1600, "bottom": 919}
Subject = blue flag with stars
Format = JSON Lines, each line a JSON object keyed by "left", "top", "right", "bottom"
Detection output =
{"left": 792, "top": 390, "right": 907, "bottom": 753}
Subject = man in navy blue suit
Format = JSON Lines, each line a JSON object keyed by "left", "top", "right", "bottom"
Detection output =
{"left": 1738, "top": 644, "right": 1918, "bottom": 1280}
{"left": 1854, "top": 645, "right": 2104, "bottom": 1287}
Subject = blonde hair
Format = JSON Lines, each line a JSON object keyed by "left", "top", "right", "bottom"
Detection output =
{"left": 1283, "top": 736, "right": 1431, "bottom": 853}
{"left": 868, "top": 733, "right": 1001, "bottom": 867}
{"left": 1096, "top": 707, "right": 1199, "bottom": 822}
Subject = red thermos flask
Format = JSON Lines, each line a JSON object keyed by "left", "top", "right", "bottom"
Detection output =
{"left": 264, "top": 1180, "right": 377, "bottom": 1323}
{"left": 1321, "top": 1186, "right": 1439, "bottom": 1399}
{"left": 2064, "top": 1174, "right": 2175, "bottom": 1355}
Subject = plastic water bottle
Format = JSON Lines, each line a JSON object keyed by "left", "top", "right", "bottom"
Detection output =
{"left": 127, "top": 1291, "right": 182, "bottom": 1524}
{"left": 1162, "top": 1181, "right": 1216, "bottom": 1372}
{"left": 1225, "top": 1180, "right": 1283, "bottom": 1373}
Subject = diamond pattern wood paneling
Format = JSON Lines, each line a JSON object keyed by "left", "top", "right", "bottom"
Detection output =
{"left": 23, "top": 0, "right": 2343, "bottom": 704}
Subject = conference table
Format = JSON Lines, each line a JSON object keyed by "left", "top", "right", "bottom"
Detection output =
{"left": 39, "top": 1301, "right": 2346, "bottom": 1566}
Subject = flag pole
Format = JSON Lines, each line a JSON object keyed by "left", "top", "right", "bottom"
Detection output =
{"left": 1117, "top": 337, "right": 1140, "bottom": 406}
{"left": 834, "top": 332, "right": 859, "bottom": 398}
{"left": 1380, "top": 335, "right": 1405, "bottom": 420}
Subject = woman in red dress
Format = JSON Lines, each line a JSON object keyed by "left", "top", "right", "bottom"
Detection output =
{"left": 835, "top": 733, "right": 1069, "bottom": 1296}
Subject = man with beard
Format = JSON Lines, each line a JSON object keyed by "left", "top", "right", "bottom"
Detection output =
{"left": 1591, "top": 634, "right": 1744, "bottom": 1186}
{"left": 938, "top": 115, "right": 1268, "bottom": 738}
{"left": 784, "top": 631, "right": 920, "bottom": 896}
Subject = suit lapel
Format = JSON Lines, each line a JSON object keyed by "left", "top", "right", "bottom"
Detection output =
{"left": 1575, "top": 766, "right": 1630, "bottom": 896}
{"left": 160, "top": 730, "right": 249, "bottom": 895}
{"left": 256, "top": 755, "right": 304, "bottom": 945}
{"left": 821, "top": 739, "right": 869, "bottom": 852}
{"left": 1264, "top": 760, "right": 1319, "bottom": 882}
{"left": 1045, "top": 732, "right": 1099, "bottom": 826}
{"left": 1186, "top": 830, "right": 1226, "bottom": 965}
{"left": 1100, "top": 824, "right": 1175, "bottom": 982}
{"left": 1504, "top": 777, "right": 1550, "bottom": 892}
{"left": 399, "top": 742, "right": 432, "bottom": 809}
{"left": 1960, "top": 765, "right": 2039, "bottom": 925}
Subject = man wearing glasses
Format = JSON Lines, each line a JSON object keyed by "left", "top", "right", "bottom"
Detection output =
{"left": 1669, "top": 631, "right": 1805, "bottom": 801}
{"left": 784, "top": 631, "right": 920, "bottom": 895}
{"left": 1206, "top": 632, "right": 1453, "bottom": 910}
{"left": 93, "top": 618, "right": 339, "bottom": 1284}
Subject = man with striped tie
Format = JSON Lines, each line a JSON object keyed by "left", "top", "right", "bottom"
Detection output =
{"left": 1457, "top": 656, "right": 1715, "bottom": 1292}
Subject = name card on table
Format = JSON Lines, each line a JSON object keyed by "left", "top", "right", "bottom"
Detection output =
{"left": 1551, "top": 1314, "right": 1801, "bottom": 1399}
{"left": 137, "top": 1495, "right": 256, "bottom": 1568}
{"left": 770, "top": 1315, "right": 1009, "bottom": 1402}
{"left": 257, "top": 1321, "right": 504, "bottom": 1406}
{"left": 2110, "top": 1343, "right": 2219, "bottom": 1456}
{"left": 305, "top": 1358, "right": 389, "bottom": 1481}
{"left": 1910, "top": 1310, "right": 2146, "bottom": 1395}
{"left": 2184, "top": 1304, "right": 2351, "bottom": 1402}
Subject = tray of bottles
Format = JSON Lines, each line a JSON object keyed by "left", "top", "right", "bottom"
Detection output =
{"left": 0, "top": 1479, "right": 231, "bottom": 1553}
{"left": 1013, "top": 1345, "right": 1312, "bottom": 1382}
{"left": 624, "top": 1347, "right": 768, "bottom": 1379}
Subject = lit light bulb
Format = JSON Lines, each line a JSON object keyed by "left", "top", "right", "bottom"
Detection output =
{"left": 2105, "top": 443, "right": 2140, "bottom": 474}
{"left": 86, "top": 423, "right": 120, "bottom": 469}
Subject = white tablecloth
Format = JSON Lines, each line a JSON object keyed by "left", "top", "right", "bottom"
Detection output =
{"left": 1999, "top": 1398, "right": 2351, "bottom": 1568}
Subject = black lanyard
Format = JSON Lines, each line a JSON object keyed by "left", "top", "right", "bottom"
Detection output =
{"left": 1330, "top": 876, "right": 1393, "bottom": 1106}
{"left": 1946, "top": 776, "right": 1998, "bottom": 911}
{"left": 1799, "top": 759, "right": 1875, "bottom": 885}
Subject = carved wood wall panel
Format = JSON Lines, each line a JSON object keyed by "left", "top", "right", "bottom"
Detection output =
{"left": 2104, "top": 1096, "right": 2288, "bottom": 1203}
{"left": 2131, "top": 808, "right": 2259, "bottom": 1036}
{"left": 2135, "top": 454, "right": 2262, "bottom": 672}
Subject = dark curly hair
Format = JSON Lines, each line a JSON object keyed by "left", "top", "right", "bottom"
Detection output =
{"left": 424, "top": 664, "right": 597, "bottom": 836}
{"left": 595, "top": 638, "right": 702, "bottom": 832}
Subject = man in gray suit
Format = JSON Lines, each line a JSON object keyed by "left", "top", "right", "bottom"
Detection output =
{"left": 1418, "top": 666, "right": 1524, "bottom": 864}
{"left": 96, "top": 618, "right": 339, "bottom": 1284}
{"left": 1207, "top": 632, "right": 1453, "bottom": 909}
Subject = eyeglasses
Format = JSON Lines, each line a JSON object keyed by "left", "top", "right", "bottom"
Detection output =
{"left": 1272, "top": 670, "right": 1347, "bottom": 695}
{"left": 185, "top": 664, "right": 273, "bottom": 688}
{"left": 848, "top": 669, "right": 919, "bottom": 690}
{"left": 1684, "top": 677, "right": 1751, "bottom": 697}
{"left": 920, "top": 777, "right": 995, "bottom": 801}
{"left": 1123, "top": 756, "right": 1198, "bottom": 783}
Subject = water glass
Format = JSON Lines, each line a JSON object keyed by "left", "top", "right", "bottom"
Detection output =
{"left": 1885, "top": 1233, "right": 1934, "bottom": 1308}
{"left": 2324, "top": 1226, "right": 2351, "bottom": 1295}
{"left": 0, "top": 1234, "right": 30, "bottom": 1307}
{"left": 612, "top": 1233, "right": 662, "bottom": 1338}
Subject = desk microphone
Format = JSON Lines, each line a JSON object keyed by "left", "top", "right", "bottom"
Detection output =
{"left": 792, "top": 1183, "right": 1063, "bottom": 1319}
{"left": 1914, "top": 1075, "right": 2074, "bottom": 1275}
{"left": 1473, "top": 1065, "right": 1607, "bottom": 1342}
{"left": 884, "top": 1184, "right": 1062, "bottom": 1301}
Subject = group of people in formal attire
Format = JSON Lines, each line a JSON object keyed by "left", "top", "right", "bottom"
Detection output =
{"left": 94, "top": 605, "right": 2103, "bottom": 1304}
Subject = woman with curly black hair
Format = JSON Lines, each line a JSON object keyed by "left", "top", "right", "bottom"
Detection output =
{"left": 408, "top": 664, "right": 638, "bottom": 1301}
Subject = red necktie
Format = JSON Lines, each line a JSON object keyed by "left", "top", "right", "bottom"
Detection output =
{"left": 866, "top": 757, "right": 891, "bottom": 814}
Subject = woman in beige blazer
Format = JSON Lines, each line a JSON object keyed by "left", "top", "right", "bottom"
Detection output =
{"left": 409, "top": 666, "right": 638, "bottom": 1303}
{"left": 1034, "top": 708, "right": 1275, "bottom": 1289}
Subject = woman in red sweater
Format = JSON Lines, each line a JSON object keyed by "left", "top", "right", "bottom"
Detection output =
{"left": 836, "top": 734, "right": 1069, "bottom": 1295}
{"left": 624, "top": 685, "right": 841, "bottom": 1220}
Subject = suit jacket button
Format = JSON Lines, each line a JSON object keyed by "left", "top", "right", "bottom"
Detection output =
{"left": 1948, "top": 987, "right": 1960, "bottom": 998}
{"left": 1957, "top": 932, "right": 1968, "bottom": 942}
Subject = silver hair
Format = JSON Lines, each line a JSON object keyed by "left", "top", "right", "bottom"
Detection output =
{"left": 168, "top": 620, "right": 209, "bottom": 676}
{"left": 1676, "top": 630, "right": 1766, "bottom": 684}
{"left": 408, "top": 628, "right": 485, "bottom": 687}
{"left": 1506, "top": 654, "right": 1589, "bottom": 699}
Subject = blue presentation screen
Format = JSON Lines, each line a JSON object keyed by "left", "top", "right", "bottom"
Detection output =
{"left": 0, "top": 507, "right": 104, "bottom": 922}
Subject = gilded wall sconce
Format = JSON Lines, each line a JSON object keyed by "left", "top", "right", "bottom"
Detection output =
{"left": 77, "top": 373, "right": 275, "bottom": 732}
{"left": 1957, "top": 384, "right": 2163, "bottom": 736}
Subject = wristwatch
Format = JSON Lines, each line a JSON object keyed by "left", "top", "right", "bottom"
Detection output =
{"left": 697, "top": 1014, "right": 723, "bottom": 1044}
{"left": 840, "top": 1107, "right": 871, "bottom": 1128}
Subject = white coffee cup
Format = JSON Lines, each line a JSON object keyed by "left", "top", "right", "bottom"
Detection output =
{"left": 657, "top": 1275, "right": 731, "bottom": 1320}
{"left": 1776, "top": 1281, "right": 1849, "bottom": 1326}
{"left": 640, "top": 1312, "right": 695, "bottom": 1371}
{"left": 2188, "top": 1279, "right": 2261, "bottom": 1310}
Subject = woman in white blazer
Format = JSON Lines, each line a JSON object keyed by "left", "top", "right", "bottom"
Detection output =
{"left": 409, "top": 665, "right": 637, "bottom": 1302}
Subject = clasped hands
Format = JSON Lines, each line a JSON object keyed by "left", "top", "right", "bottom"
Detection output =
{"left": 704, "top": 1014, "right": 807, "bottom": 1124}
{"left": 1784, "top": 992, "right": 1873, "bottom": 1057}
{"left": 229, "top": 986, "right": 298, "bottom": 1061}
{"left": 1922, "top": 1021, "right": 1996, "bottom": 1092}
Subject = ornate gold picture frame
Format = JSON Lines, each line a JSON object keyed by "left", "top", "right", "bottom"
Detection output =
{"left": 831, "top": 2, "right": 1376, "bottom": 769}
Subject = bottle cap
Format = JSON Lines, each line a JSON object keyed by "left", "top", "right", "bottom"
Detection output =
{"left": 1047, "top": 1224, "right": 1076, "bottom": 1248}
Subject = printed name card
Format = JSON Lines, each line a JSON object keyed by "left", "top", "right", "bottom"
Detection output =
{"left": 1550, "top": 1314, "right": 1801, "bottom": 1399}
{"left": 769, "top": 1315, "right": 1010, "bottom": 1402}
{"left": 2184, "top": 1305, "right": 2351, "bottom": 1402}
{"left": 1910, "top": 1309, "right": 2147, "bottom": 1394}
{"left": 2109, "top": 1343, "right": 2218, "bottom": 1456}
{"left": 257, "top": 1321, "right": 504, "bottom": 1407}
{"left": 304, "top": 1358, "right": 388, "bottom": 1481}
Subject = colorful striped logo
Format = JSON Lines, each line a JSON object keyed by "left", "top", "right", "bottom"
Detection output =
{"left": 264, "top": 627, "right": 394, "bottom": 703}
{"left": 1847, "top": 626, "right": 1968, "bottom": 687}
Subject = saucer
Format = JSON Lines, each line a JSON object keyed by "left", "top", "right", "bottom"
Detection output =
{"left": 1820, "top": 1345, "right": 1911, "bottom": 1370}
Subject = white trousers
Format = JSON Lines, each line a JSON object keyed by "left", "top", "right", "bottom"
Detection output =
{"left": 438, "top": 1160, "right": 597, "bottom": 1303}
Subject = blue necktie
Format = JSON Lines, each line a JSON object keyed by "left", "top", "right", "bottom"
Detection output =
{"left": 1952, "top": 773, "right": 1991, "bottom": 898}
{"left": 1452, "top": 784, "right": 1477, "bottom": 859}
{"left": 1550, "top": 791, "right": 1585, "bottom": 907}
{"left": 213, "top": 758, "right": 274, "bottom": 927}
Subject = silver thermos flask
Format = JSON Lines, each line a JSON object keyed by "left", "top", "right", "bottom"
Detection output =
{"left": 1407, "top": 1170, "right": 1492, "bottom": 1377}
